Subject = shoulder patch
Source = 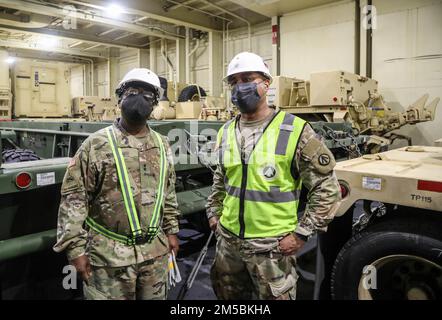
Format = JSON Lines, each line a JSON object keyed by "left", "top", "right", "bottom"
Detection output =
{"left": 302, "top": 137, "right": 336, "bottom": 175}
{"left": 318, "top": 153, "right": 331, "bottom": 166}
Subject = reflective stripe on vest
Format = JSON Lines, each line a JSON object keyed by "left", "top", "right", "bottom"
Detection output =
{"left": 217, "top": 111, "right": 306, "bottom": 238}
{"left": 225, "top": 181, "right": 301, "bottom": 203}
{"left": 85, "top": 126, "right": 167, "bottom": 245}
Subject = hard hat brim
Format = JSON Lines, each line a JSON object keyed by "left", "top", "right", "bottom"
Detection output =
{"left": 222, "top": 71, "right": 273, "bottom": 84}
{"left": 116, "top": 78, "right": 164, "bottom": 100}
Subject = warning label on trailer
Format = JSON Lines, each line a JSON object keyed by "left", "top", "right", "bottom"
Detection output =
{"left": 37, "top": 172, "right": 55, "bottom": 186}
{"left": 362, "top": 176, "right": 382, "bottom": 191}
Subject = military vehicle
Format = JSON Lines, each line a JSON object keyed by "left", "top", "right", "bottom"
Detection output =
{"left": 0, "top": 67, "right": 436, "bottom": 299}
{"left": 0, "top": 118, "right": 221, "bottom": 298}
{"left": 268, "top": 71, "right": 439, "bottom": 153}
{"left": 316, "top": 145, "right": 442, "bottom": 300}
{"left": 0, "top": 113, "right": 369, "bottom": 299}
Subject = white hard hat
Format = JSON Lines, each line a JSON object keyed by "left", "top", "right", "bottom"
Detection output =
{"left": 224, "top": 52, "right": 272, "bottom": 83}
{"left": 116, "top": 68, "right": 164, "bottom": 100}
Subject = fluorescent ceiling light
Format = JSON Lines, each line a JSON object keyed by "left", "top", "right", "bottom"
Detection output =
{"left": 104, "top": 4, "right": 124, "bottom": 18}
{"left": 38, "top": 37, "right": 58, "bottom": 49}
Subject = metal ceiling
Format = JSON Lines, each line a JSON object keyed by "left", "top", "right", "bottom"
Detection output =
{"left": 0, "top": 0, "right": 270, "bottom": 61}
{"left": 0, "top": 0, "right": 338, "bottom": 61}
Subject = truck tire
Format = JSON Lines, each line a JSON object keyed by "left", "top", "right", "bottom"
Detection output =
{"left": 2, "top": 148, "right": 40, "bottom": 163}
{"left": 178, "top": 85, "right": 207, "bottom": 102}
{"left": 331, "top": 217, "right": 442, "bottom": 300}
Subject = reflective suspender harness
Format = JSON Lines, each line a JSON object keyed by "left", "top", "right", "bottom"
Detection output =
{"left": 85, "top": 126, "right": 167, "bottom": 245}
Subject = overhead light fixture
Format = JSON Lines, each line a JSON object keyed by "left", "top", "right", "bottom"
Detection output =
{"left": 5, "top": 57, "right": 15, "bottom": 64}
{"left": 38, "top": 36, "right": 58, "bottom": 49}
{"left": 104, "top": 3, "right": 124, "bottom": 18}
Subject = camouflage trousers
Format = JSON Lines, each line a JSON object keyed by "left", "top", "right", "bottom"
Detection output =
{"left": 211, "top": 225, "right": 298, "bottom": 300}
{"left": 83, "top": 254, "right": 168, "bottom": 300}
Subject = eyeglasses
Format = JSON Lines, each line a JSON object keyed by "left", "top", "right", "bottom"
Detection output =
{"left": 227, "top": 75, "right": 264, "bottom": 89}
{"left": 122, "top": 87, "right": 156, "bottom": 101}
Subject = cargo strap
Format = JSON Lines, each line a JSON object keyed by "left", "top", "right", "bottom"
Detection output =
{"left": 85, "top": 126, "right": 167, "bottom": 245}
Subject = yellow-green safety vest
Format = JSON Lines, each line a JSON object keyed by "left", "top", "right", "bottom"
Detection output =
{"left": 217, "top": 111, "right": 306, "bottom": 238}
{"left": 85, "top": 126, "right": 167, "bottom": 245}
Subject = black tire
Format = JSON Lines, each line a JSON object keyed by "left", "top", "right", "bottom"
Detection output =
{"left": 2, "top": 148, "right": 40, "bottom": 163}
{"left": 177, "top": 85, "right": 207, "bottom": 102}
{"left": 159, "top": 76, "right": 168, "bottom": 101}
{"left": 331, "top": 216, "right": 442, "bottom": 300}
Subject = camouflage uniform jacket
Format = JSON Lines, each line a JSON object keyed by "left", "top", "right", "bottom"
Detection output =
{"left": 53, "top": 119, "right": 180, "bottom": 267}
{"left": 206, "top": 111, "right": 341, "bottom": 240}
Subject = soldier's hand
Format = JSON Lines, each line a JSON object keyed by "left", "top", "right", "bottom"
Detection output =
{"left": 70, "top": 255, "right": 92, "bottom": 282}
{"left": 167, "top": 234, "right": 179, "bottom": 256}
{"left": 208, "top": 216, "right": 219, "bottom": 231}
{"left": 278, "top": 234, "right": 305, "bottom": 256}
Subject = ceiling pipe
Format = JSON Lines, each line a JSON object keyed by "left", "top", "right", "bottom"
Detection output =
{"left": 82, "top": 43, "right": 101, "bottom": 51}
{"left": 68, "top": 55, "right": 94, "bottom": 96}
{"left": 198, "top": 0, "right": 251, "bottom": 51}
{"left": 188, "top": 38, "right": 200, "bottom": 59}
{"left": 113, "top": 32, "right": 133, "bottom": 41}
{"left": 186, "top": 36, "right": 200, "bottom": 83}
{"left": 224, "top": 20, "right": 233, "bottom": 96}
{"left": 97, "top": 29, "right": 117, "bottom": 37}
{"left": 0, "top": 18, "right": 48, "bottom": 28}
{"left": 226, "top": 20, "right": 232, "bottom": 60}
{"left": 0, "top": 25, "right": 135, "bottom": 51}
{"left": 68, "top": 41, "right": 83, "bottom": 48}
{"left": 0, "top": 11, "right": 53, "bottom": 28}
{"left": 0, "top": 0, "right": 180, "bottom": 40}
{"left": 222, "top": 20, "right": 225, "bottom": 77}
{"left": 63, "top": 0, "right": 185, "bottom": 38}
{"left": 161, "top": 39, "right": 175, "bottom": 81}
{"left": 366, "top": 0, "right": 373, "bottom": 78}
{"left": 164, "top": 0, "right": 198, "bottom": 11}
{"left": 163, "top": 0, "right": 232, "bottom": 22}
{"left": 355, "top": 0, "right": 361, "bottom": 75}
{"left": 63, "top": 0, "right": 218, "bottom": 33}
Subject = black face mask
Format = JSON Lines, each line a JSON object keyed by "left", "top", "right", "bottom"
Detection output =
{"left": 231, "top": 82, "right": 263, "bottom": 114}
{"left": 120, "top": 93, "right": 154, "bottom": 124}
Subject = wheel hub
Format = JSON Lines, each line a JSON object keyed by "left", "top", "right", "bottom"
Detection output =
{"left": 358, "top": 255, "right": 442, "bottom": 300}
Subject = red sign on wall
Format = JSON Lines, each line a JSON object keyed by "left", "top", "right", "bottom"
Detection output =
{"left": 272, "top": 25, "right": 278, "bottom": 45}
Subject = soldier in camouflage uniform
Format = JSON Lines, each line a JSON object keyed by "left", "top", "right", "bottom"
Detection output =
{"left": 53, "top": 68, "right": 180, "bottom": 300}
{"left": 206, "top": 52, "right": 341, "bottom": 300}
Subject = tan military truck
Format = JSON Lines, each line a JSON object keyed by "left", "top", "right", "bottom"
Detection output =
{"left": 317, "top": 145, "right": 442, "bottom": 300}
{"left": 268, "top": 71, "right": 439, "bottom": 153}
{"left": 152, "top": 79, "right": 232, "bottom": 122}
